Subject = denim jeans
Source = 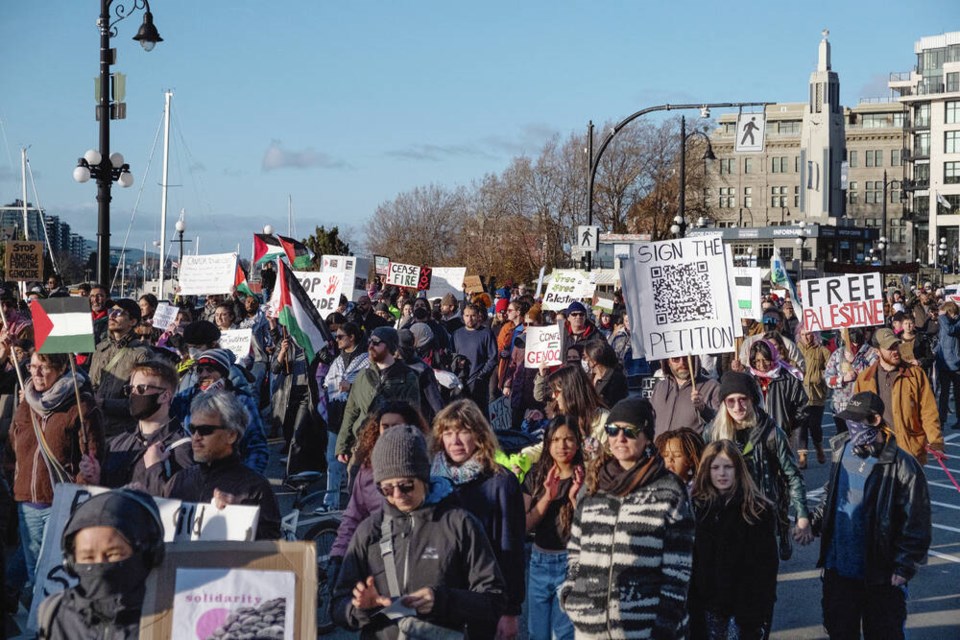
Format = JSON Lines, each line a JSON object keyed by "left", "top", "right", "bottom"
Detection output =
{"left": 18, "top": 503, "right": 51, "bottom": 586}
{"left": 527, "top": 548, "right": 573, "bottom": 640}
{"left": 324, "top": 435, "right": 346, "bottom": 509}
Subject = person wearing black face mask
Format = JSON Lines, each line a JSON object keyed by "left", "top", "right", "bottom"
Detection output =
{"left": 810, "top": 392, "right": 931, "bottom": 639}
{"left": 37, "top": 489, "right": 164, "bottom": 640}
{"left": 80, "top": 360, "right": 194, "bottom": 495}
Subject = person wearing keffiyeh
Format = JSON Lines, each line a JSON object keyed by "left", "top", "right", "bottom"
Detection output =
{"left": 748, "top": 339, "right": 809, "bottom": 453}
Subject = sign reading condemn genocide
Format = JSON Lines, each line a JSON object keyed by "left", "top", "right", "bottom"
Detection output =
{"left": 524, "top": 325, "right": 563, "bottom": 368}
{"left": 4, "top": 241, "right": 43, "bottom": 281}
{"left": 800, "top": 272, "right": 884, "bottom": 331}
{"left": 621, "top": 235, "right": 737, "bottom": 360}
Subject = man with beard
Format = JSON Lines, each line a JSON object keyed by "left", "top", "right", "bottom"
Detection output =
{"left": 650, "top": 355, "right": 721, "bottom": 437}
{"left": 440, "top": 293, "right": 464, "bottom": 335}
{"left": 346, "top": 295, "right": 388, "bottom": 335}
{"left": 88, "top": 284, "right": 110, "bottom": 344}
{"left": 854, "top": 328, "right": 942, "bottom": 464}
{"left": 451, "top": 303, "right": 498, "bottom": 413}
{"left": 238, "top": 294, "right": 273, "bottom": 397}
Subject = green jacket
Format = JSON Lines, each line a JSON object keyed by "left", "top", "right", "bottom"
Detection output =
{"left": 89, "top": 332, "right": 151, "bottom": 437}
{"left": 335, "top": 360, "right": 420, "bottom": 457}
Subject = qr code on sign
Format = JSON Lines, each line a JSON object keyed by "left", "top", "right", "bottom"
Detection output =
{"left": 650, "top": 261, "right": 714, "bottom": 325}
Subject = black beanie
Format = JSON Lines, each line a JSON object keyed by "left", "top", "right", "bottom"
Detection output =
{"left": 62, "top": 489, "right": 162, "bottom": 556}
{"left": 606, "top": 398, "right": 656, "bottom": 440}
{"left": 372, "top": 425, "right": 431, "bottom": 484}
{"left": 718, "top": 371, "right": 761, "bottom": 405}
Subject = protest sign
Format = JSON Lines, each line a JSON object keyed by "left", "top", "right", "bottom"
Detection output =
{"left": 220, "top": 328, "right": 253, "bottom": 360}
{"left": 426, "top": 266, "right": 466, "bottom": 300}
{"left": 800, "top": 272, "right": 884, "bottom": 331}
{"left": 417, "top": 265, "right": 433, "bottom": 291}
{"left": 542, "top": 270, "right": 596, "bottom": 311}
{"left": 385, "top": 261, "right": 421, "bottom": 288}
{"left": 731, "top": 267, "right": 763, "bottom": 320}
{"left": 140, "top": 541, "right": 315, "bottom": 640}
{"left": 178, "top": 253, "right": 237, "bottom": 296}
{"left": 620, "top": 235, "right": 737, "bottom": 361}
{"left": 4, "top": 241, "right": 43, "bottom": 281}
{"left": 374, "top": 255, "right": 390, "bottom": 276}
{"left": 488, "top": 395, "right": 512, "bottom": 432}
{"left": 30, "top": 483, "right": 259, "bottom": 631}
{"left": 294, "top": 270, "right": 344, "bottom": 318}
{"left": 523, "top": 325, "right": 563, "bottom": 368}
{"left": 320, "top": 254, "right": 358, "bottom": 300}
{"left": 152, "top": 302, "right": 179, "bottom": 331}
{"left": 463, "top": 275, "right": 484, "bottom": 294}
{"left": 593, "top": 296, "right": 615, "bottom": 313}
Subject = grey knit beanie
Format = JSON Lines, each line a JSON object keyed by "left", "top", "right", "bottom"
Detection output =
{"left": 372, "top": 425, "right": 431, "bottom": 484}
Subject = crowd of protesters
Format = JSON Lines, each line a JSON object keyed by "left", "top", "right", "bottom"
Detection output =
{"left": 0, "top": 271, "right": 947, "bottom": 639}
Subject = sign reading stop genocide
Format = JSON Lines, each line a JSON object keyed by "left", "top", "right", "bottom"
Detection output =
{"left": 800, "top": 272, "right": 884, "bottom": 331}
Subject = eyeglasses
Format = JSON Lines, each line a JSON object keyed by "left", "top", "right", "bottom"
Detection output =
{"left": 27, "top": 365, "right": 55, "bottom": 374}
{"left": 568, "top": 312, "right": 585, "bottom": 317}
{"left": 724, "top": 396, "right": 751, "bottom": 408}
{"left": 604, "top": 424, "right": 641, "bottom": 439}
{"left": 192, "top": 423, "right": 227, "bottom": 437}
{"left": 122, "top": 383, "right": 167, "bottom": 396}
{"left": 378, "top": 480, "right": 417, "bottom": 497}
{"left": 108, "top": 308, "right": 127, "bottom": 318}
{"left": 335, "top": 333, "right": 349, "bottom": 341}
{"left": 369, "top": 339, "right": 384, "bottom": 347}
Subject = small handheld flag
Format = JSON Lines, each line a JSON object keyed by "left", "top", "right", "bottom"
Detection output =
{"left": 30, "top": 298, "right": 95, "bottom": 354}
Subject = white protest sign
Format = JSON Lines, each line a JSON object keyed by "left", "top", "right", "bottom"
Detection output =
{"left": 523, "top": 325, "right": 563, "bottom": 368}
{"left": 542, "top": 270, "right": 595, "bottom": 311}
{"left": 30, "top": 483, "right": 259, "bottom": 631}
{"left": 385, "top": 261, "right": 422, "bottom": 288}
{"left": 152, "top": 302, "right": 179, "bottom": 331}
{"left": 220, "top": 328, "right": 253, "bottom": 360}
{"left": 800, "top": 272, "right": 884, "bottom": 332}
{"left": 426, "top": 266, "right": 466, "bottom": 300}
{"left": 178, "top": 253, "right": 237, "bottom": 296}
{"left": 321, "top": 254, "right": 357, "bottom": 300}
{"left": 621, "top": 235, "right": 737, "bottom": 360}
{"left": 731, "top": 267, "right": 763, "bottom": 320}
{"left": 295, "top": 270, "right": 344, "bottom": 318}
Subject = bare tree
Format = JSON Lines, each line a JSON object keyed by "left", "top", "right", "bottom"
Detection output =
{"left": 364, "top": 184, "right": 467, "bottom": 266}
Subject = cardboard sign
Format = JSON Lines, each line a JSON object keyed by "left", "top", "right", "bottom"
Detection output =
{"left": 731, "top": 267, "right": 763, "bottom": 320}
{"left": 524, "top": 325, "right": 564, "bottom": 368}
{"left": 294, "top": 270, "right": 344, "bottom": 319}
{"left": 4, "top": 240, "right": 43, "bottom": 281}
{"left": 426, "top": 267, "right": 466, "bottom": 300}
{"left": 178, "top": 253, "right": 238, "bottom": 296}
{"left": 417, "top": 265, "right": 433, "bottom": 291}
{"left": 152, "top": 302, "right": 180, "bottom": 331}
{"left": 800, "top": 272, "right": 884, "bottom": 331}
{"left": 620, "top": 235, "right": 737, "bottom": 360}
{"left": 463, "top": 275, "right": 485, "bottom": 294}
{"left": 374, "top": 255, "right": 390, "bottom": 276}
{"left": 542, "top": 270, "right": 595, "bottom": 311}
{"left": 140, "top": 541, "right": 316, "bottom": 640}
{"left": 385, "top": 261, "right": 421, "bottom": 288}
{"left": 320, "top": 254, "right": 357, "bottom": 301}
{"left": 30, "top": 483, "right": 260, "bottom": 631}
{"left": 220, "top": 328, "right": 253, "bottom": 360}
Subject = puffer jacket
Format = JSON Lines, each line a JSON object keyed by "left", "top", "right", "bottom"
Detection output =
{"left": 853, "top": 361, "right": 942, "bottom": 464}
{"left": 560, "top": 465, "right": 694, "bottom": 639}
{"left": 811, "top": 432, "right": 931, "bottom": 584}
{"left": 332, "top": 478, "right": 506, "bottom": 639}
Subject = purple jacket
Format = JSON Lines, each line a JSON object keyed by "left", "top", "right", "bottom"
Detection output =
{"left": 331, "top": 465, "right": 383, "bottom": 558}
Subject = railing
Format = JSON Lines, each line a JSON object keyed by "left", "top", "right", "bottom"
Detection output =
{"left": 889, "top": 71, "right": 914, "bottom": 82}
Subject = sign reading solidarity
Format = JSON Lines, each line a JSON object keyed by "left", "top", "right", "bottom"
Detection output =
{"left": 294, "top": 270, "right": 344, "bottom": 319}
{"left": 385, "top": 261, "right": 421, "bottom": 288}
{"left": 542, "top": 270, "right": 595, "bottom": 311}
{"left": 800, "top": 272, "right": 884, "bottom": 331}
{"left": 620, "top": 235, "right": 737, "bottom": 360}
{"left": 4, "top": 241, "right": 43, "bottom": 281}
{"left": 417, "top": 266, "right": 433, "bottom": 291}
{"left": 178, "top": 253, "right": 238, "bottom": 296}
{"left": 524, "top": 325, "right": 563, "bottom": 368}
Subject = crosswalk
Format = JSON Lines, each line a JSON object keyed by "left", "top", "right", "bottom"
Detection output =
{"left": 924, "top": 432, "right": 960, "bottom": 565}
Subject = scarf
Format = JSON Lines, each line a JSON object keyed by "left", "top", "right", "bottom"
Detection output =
{"left": 750, "top": 340, "right": 803, "bottom": 381}
{"left": 596, "top": 449, "right": 663, "bottom": 497}
{"left": 431, "top": 453, "right": 486, "bottom": 486}
{"left": 24, "top": 370, "right": 82, "bottom": 417}
{"left": 847, "top": 420, "right": 881, "bottom": 450}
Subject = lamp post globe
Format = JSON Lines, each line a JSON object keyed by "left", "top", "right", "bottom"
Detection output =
{"left": 263, "top": 224, "right": 274, "bottom": 235}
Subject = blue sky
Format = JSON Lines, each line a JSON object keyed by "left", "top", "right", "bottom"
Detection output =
{"left": 0, "top": 1, "right": 954, "bottom": 263}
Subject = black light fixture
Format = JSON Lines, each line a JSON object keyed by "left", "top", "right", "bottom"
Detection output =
{"left": 132, "top": 10, "right": 163, "bottom": 51}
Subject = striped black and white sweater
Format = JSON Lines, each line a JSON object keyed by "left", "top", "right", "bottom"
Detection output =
{"left": 560, "top": 467, "right": 695, "bottom": 639}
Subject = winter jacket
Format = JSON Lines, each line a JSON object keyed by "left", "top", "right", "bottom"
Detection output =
{"left": 797, "top": 341, "right": 831, "bottom": 407}
{"left": 853, "top": 362, "right": 942, "bottom": 464}
{"left": 560, "top": 465, "right": 694, "bottom": 639}
{"left": 651, "top": 374, "right": 721, "bottom": 437}
{"left": 565, "top": 321, "right": 599, "bottom": 346}
{"left": 689, "top": 497, "right": 779, "bottom": 640}
{"left": 935, "top": 312, "right": 960, "bottom": 371}
{"left": 332, "top": 478, "right": 506, "bottom": 639}
{"left": 335, "top": 361, "right": 420, "bottom": 457}
{"left": 101, "top": 419, "right": 194, "bottom": 495}
{"left": 496, "top": 320, "right": 517, "bottom": 389}
{"left": 330, "top": 464, "right": 382, "bottom": 558}
{"left": 899, "top": 333, "right": 934, "bottom": 372}
{"left": 6, "top": 391, "right": 103, "bottom": 504}
{"left": 163, "top": 452, "right": 281, "bottom": 540}
{"left": 401, "top": 356, "right": 444, "bottom": 422}
{"left": 323, "top": 349, "right": 370, "bottom": 405}
{"left": 37, "top": 586, "right": 143, "bottom": 640}
{"left": 594, "top": 367, "right": 629, "bottom": 408}
{"left": 754, "top": 371, "right": 808, "bottom": 435}
{"left": 811, "top": 433, "right": 931, "bottom": 584}
{"left": 89, "top": 331, "right": 151, "bottom": 437}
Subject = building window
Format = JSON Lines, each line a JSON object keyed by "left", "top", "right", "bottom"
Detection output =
{"left": 744, "top": 158, "right": 754, "bottom": 174}
{"left": 947, "top": 101, "right": 960, "bottom": 125}
{"left": 947, "top": 131, "right": 960, "bottom": 154}
{"left": 948, "top": 72, "right": 960, "bottom": 93}
{"left": 890, "top": 182, "right": 901, "bottom": 203}
{"left": 848, "top": 150, "right": 858, "bottom": 168}
{"left": 794, "top": 185, "right": 800, "bottom": 207}
{"left": 718, "top": 187, "right": 736, "bottom": 208}
{"left": 865, "top": 181, "right": 883, "bottom": 204}
{"left": 892, "top": 112, "right": 905, "bottom": 127}
{"left": 743, "top": 187, "right": 753, "bottom": 208}
{"left": 916, "top": 132, "right": 930, "bottom": 157}
{"left": 848, "top": 181, "right": 859, "bottom": 204}
{"left": 891, "top": 149, "right": 901, "bottom": 167}
{"left": 890, "top": 219, "right": 907, "bottom": 244}
{"left": 946, "top": 162, "right": 960, "bottom": 185}
{"left": 865, "top": 150, "right": 883, "bottom": 167}
{"left": 771, "top": 157, "right": 787, "bottom": 173}
{"left": 719, "top": 158, "right": 735, "bottom": 175}
{"left": 770, "top": 186, "right": 788, "bottom": 208}
{"left": 779, "top": 121, "right": 801, "bottom": 135}
{"left": 915, "top": 104, "right": 930, "bottom": 128}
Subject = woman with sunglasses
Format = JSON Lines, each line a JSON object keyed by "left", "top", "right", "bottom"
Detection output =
{"left": 431, "top": 399, "right": 526, "bottom": 640}
{"left": 708, "top": 371, "right": 812, "bottom": 562}
{"left": 688, "top": 441, "right": 779, "bottom": 640}
{"left": 526, "top": 365, "right": 609, "bottom": 463}
{"left": 523, "top": 417, "right": 584, "bottom": 640}
{"left": 561, "top": 398, "right": 694, "bottom": 638}
{"left": 748, "top": 340, "right": 808, "bottom": 458}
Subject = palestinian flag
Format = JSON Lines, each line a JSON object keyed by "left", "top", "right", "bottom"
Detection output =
{"left": 277, "top": 235, "right": 313, "bottom": 269}
{"left": 235, "top": 262, "right": 254, "bottom": 297}
{"left": 253, "top": 233, "right": 285, "bottom": 265}
{"left": 275, "top": 259, "right": 332, "bottom": 358}
{"left": 30, "top": 298, "right": 95, "bottom": 354}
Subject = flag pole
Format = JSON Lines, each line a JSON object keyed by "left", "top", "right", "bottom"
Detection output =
{"left": 687, "top": 355, "right": 697, "bottom": 393}
{"left": 281, "top": 325, "right": 291, "bottom": 375}
{"left": 68, "top": 354, "right": 90, "bottom": 457}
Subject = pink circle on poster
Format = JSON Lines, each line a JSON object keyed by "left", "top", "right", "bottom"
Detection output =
{"left": 195, "top": 608, "right": 230, "bottom": 639}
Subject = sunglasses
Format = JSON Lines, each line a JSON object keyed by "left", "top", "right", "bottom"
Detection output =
{"left": 108, "top": 308, "right": 128, "bottom": 318}
{"left": 369, "top": 339, "right": 384, "bottom": 347}
{"left": 724, "top": 396, "right": 751, "bottom": 408}
{"left": 122, "top": 383, "right": 167, "bottom": 396}
{"left": 378, "top": 480, "right": 417, "bottom": 497}
{"left": 568, "top": 312, "right": 585, "bottom": 317}
{"left": 192, "top": 423, "right": 228, "bottom": 437}
{"left": 335, "top": 333, "right": 349, "bottom": 340}
{"left": 604, "top": 424, "right": 642, "bottom": 439}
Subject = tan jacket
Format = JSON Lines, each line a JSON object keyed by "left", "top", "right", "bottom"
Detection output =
{"left": 797, "top": 342, "right": 831, "bottom": 406}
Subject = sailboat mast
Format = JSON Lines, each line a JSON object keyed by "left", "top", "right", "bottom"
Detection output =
{"left": 158, "top": 90, "right": 173, "bottom": 300}
{"left": 20, "top": 148, "right": 29, "bottom": 241}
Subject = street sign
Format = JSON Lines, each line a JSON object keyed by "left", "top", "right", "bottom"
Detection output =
{"left": 577, "top": 225, "right": 600, "bottom": 252}
{"left": 734, "top": 113, "right": 766, "bottom": 153}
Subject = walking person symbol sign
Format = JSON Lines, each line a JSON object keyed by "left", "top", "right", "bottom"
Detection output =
{"left": 578, "top": 225, "right": 600, "bottom": 252}
{"left": 735, "top": 113, "right": 766, "bottom": 153}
